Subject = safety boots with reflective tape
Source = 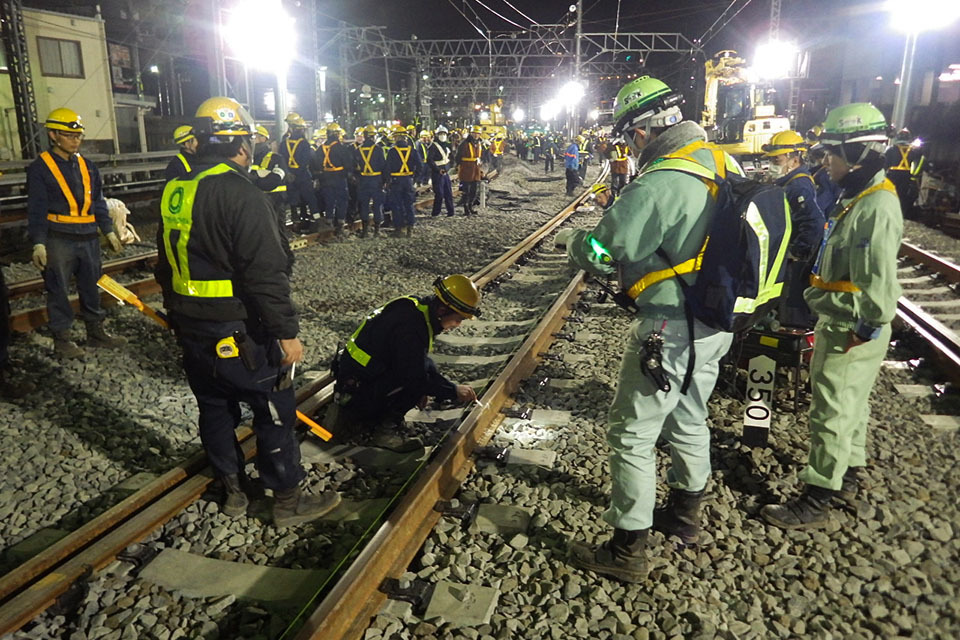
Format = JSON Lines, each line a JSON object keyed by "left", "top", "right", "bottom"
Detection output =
{"left": 85, "top": 321, "right": 127, "bottom": 349}
{"left": 273, "top": 486, "right": 341, "bottom": 528}
{"left": 569, "top": 528, "right": 649, "bottom": 583}
{"left": 653, "top": 488, "right": 704, "bottom": 546}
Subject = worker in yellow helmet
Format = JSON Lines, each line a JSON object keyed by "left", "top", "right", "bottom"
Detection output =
{"left": 250, "top": 124, "right": 293, "bottom": 274}
{"left": 279, "top": 112, "right": 320, "bottom": 233}
{"left": 165, "top": 125, "right": 198, "bottom": 181}
{"left": 415, "top": 129, "right": 432, "bottom": 187}
{"left": 327, "top": 274, "right": 481, "bottom": 451}
{"left": 27, "top": 107, "right": 126, "bottom": 358}
{"left": 455, "top": 126, "right": 484, "bottom": 215}
{"left": 385, "top": 124, "right": 423, "bottom": 236}
{"left": 308, "top": 122, "right": 354, "bottom": 236}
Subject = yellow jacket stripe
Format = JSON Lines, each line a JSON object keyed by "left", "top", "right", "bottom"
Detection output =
{"left": 40, "top": 151, "right": 94, "bottom": 223}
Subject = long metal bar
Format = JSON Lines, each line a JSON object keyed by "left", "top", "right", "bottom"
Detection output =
{"left": 898, "top": 241, "right": 960, "bottom": 285}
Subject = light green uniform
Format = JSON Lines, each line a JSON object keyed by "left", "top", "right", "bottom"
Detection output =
{"left": 801, "top": 169, "right": 902, "bottom": 490}
{"left": 566, "top": 122, "right": 741, "bottom": 530}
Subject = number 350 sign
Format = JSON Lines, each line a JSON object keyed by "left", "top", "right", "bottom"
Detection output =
{"left": 743, "top": 355, "right": 775, "bottom": 447}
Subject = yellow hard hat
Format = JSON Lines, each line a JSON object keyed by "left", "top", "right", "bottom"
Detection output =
{"left": 326, "top": 122, "right": 342, "bottom": 134}
{"left": 591, "top": 183, "right": 609, "bottom": 195}
{"left": 363, "top": 124, "right": 377, "bottom": 135}
{"left": 255, "top": 125, "right": 270, "bottom": 139}
{"left": 419, "top": 130, "right": 431, "bottom": 138}
{"left": 433, "top": 274, "right": 482, "bottom": 319}
{"left": 406, "top": 124, "right": 416, "bottom": 133}
{"left": 470, "top": 125, "right": 483, "bottom": 134}
{"left": 194, "top": 97, "right": 254, "bottom": 137}
{"left": 762, "top": 130, "right": 807, "bottom": 157}
{"left": 576, "top": 135, "right": 585, "bottom": 145}
{"left": 45, "top": 107, "right": 84, "bottom": 132}
{"left": 391, "top": 124, "right": 407, "bottom": 138}
{"left": 173, "top": 125, "right": 195, "bottom": 145}
{"left": 285, "top": 112, "right": 305, "bottom": 126}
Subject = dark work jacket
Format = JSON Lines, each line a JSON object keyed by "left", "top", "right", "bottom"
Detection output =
{"left": 427, "top": 140, "right": 452, "bottom": 174}
{"left": 385, "top": 141, "right": 423, "bottom": 178}
{"left": 155, "top": 159, "right": 298, "bottom": 339}
{"left": 355, "top": 140, "right": 387, "bottom": 177}
{"left": 310, "top": 138, "right": 354, "bottom": 179}
{"left": 775, "top": 165, "right": 824, "bottom": 261}
{"left": 27, "top": 151, "right": 112, "bottom": 244}
{"left": 812, "top": 164, "right": 841, "bottom": 218}
{"left": 164, "top": 151, "right": 197, "bottom": 183}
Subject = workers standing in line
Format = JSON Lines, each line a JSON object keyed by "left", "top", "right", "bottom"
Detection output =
{"left": 428, "top": 125, "right": 456, "bottom": 217}
{"left": 156, "top": 97, "right": 340, "bottom": 527}
{"left": 280, "top": 113, "right": 320, "bottom": 233}
{"left": 326, "top": 274, "right": 480, "bottom": 451}
{"left": 564, "top": 136, "right": 583, "bottom": 196}
{"left": 250, "top": 125, "right": 293, "bottom": 275}
{"left": 761, "top": 103, "right": 902, "bottom": 530}
{"left": 761, "top": 130, "right": 824, "bottom": 329}
{"left": 490, "top": 133, "right": 506, "bottom": 174}
{"left": 608, "top": 137, "right": 631, "bottom": 197}
{"left": 164, "top": 125, "right": 198, "bottom": 182}
{"left": 385, "top": 125, "right": 422, "bottom": 236}
{"left": 455, "top": 126, "right": 484, "bottom": 216}
{"left": 416, "top": 130, "right": 432, "bottom": 187}
{"left": 27, "top": 108, "right": 126, "bottom": 358}
{"left": 557, "top": 76, "right": 743, "bottom": 583}
{"left": 884, "top": 128, "right": 924, "bottom": 219}
{"left": 311, "top": 123, "right": 353, "bottom": 237}
{"left": 542, "top": 135, "right": 558, "bottom": 174}
{"left": 355, "top": 124, "right": 387, "bottom": 238}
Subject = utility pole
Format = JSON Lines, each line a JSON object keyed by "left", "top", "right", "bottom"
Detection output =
{"left": 573, "top": 1, "right": 583, "bottom": 138}
{"left": 1, "top": 0, "right": 42, "bottom": 157}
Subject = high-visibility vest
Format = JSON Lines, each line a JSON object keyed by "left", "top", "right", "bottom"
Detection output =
{"left": 321, "top": 141, "right": 345, "bottom": 172}
{"left": 891, "top": 144, "right": 924, "bottom": 176}
{"left": 160, "top": 164, "right": 237, "bottom": 299}
{"left": 177, "top": 152, "right": 192, "bottom": 174}
{"left": 39, "top": 151, "right": 94, "bottom": 224}
{"left": 460, "top": 141, "right": 481, "bottom": 163}
{"left": 250, "top": 151, "right": 286, "bottom": 193}
{"left": 391, "top": 146, "right": 414, "bottom": 176}
{"left": 345, "top": 296, "right": 433, "bottom": 367}
{"left": 285, "top": 138, "right": 303, "bottom": 169}
{"left": 612, "top": 144, "right": 629, "bottom": 161}
{"left": 358, "top": 144, "right": 382, "bottom": 176}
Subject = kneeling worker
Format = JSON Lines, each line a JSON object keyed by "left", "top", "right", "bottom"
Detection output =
{"left": 156, "top": 97, "right": 339, "bottom": 527}
{"left": 328, "top": 275, "right": 480, "bottom": 450}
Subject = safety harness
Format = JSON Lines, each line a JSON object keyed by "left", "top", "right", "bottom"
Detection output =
{"left": 391, "top": 145, "right": 414, "bottom": 176}
{"left": 40, "top": 151, "right": 94, "bottom": 224}
{"left": 285, "top": 138, "right": 302, "bottom": 169}
{"left": 321, "top": 141, "right": 344, "bottom": 172}
{"left": 359, "top": 144, "right": 382, "bottom": 176}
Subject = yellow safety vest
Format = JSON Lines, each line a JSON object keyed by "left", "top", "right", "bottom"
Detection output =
{"left": 250, "top": 152, "right": 286, "bottom": 193}
{"left": 460, "top": 141, "right": 481, "bottom": 162}
{"left": 491, "top": 140, "right": 505, "bottom": 155}
{"left": 391, "top": 146, "right": 414, "bottom": 176}
{"left": 613, "top": 144, "right": 629, "bottom": 161}
{"left": 359, "top": 145, "right": 381, "bottom": 176}
{"left": 809, "top": 179, "right": 898, "bottom": 293}
{"left": 40, "top": 151, "right": 94, "bottom": 224}
{"left": 177, "top": 152, "right": 192, "bottom": 174}
{"left": 285, "top": 138, "right": 303, "bottom": 169}
{"left": 345, "top": 296, "right": 433, "bottom": 367}
{"left": 160, "top": 164, "right": 236, "bottom": 299}
{"left": 321, "top": 141, "right": 344, "bottom": 172}
{"left": 892, "top": 144, "right": 924, "bottom": 176}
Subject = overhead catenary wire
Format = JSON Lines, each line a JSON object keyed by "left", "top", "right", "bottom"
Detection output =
{"left": 699, "top": 0, "right": 754, "bottom": 46}
{"left": 496, "top": 0, "right": 541, "bottom": 27}
{"left": 474, "top": 0, "right": 527, "bottom": 30}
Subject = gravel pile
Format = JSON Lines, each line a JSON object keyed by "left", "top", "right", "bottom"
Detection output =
{"left": 903, "top": 220, "right": 960, "bottom": 263}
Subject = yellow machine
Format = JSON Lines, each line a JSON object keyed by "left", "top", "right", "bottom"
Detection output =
{"left": 702, "top": 50, "right": 790, "bottom": 158}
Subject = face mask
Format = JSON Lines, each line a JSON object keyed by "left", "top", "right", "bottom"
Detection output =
{"left": 438, "top": 134, "right": 447, "bottom": 142}
{"left": 767, "top": 163, "right": 783, "bottom": 178}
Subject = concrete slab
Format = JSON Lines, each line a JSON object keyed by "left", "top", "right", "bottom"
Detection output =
{"left": 895, "top": 384, "right": 935, "bottom": 398}
{"left": 934, "top": 314, "right": 960, "bottom": 322}
{"left": 405, "top": 407, "right": 469, "bottom": 423}
{"left": 882, "top": 360, "right": 913, "bottom": 369}
{"left": 562, "top": 353, "right": 594, "bottom": 363}
{"left": 424, "top": 581, "right": 500, "bottom": 627}
{"left": 915, "top": 299, "right": 960, "bottom": 308}
{"left": 472, "top": 503, "right": 531, "bottom": 536}
{"left": 897, "top": 276, "right": 935, "bottom": 284}
{"left": 469, "top": 318, "right": 538, "bottom": 328}
{"left": 5, "top": 527, "right": 71, "bottom": 563}
{"left": 114, "top": 472, "right": 159, "bottom": 493}
{"left": 140, "top": 549, "right": 324, "bottom": 602}
{"left": 320, "top": 498, "right": 390, "bottom": 524}
{"left": 905, "top": 286, "right": 955, "bottom": 296}
{"left": 574, "top": 331, "right": 601, "bottom": 341}
{"left": 436, "top": 334, "right": 525, "bottom": 347}
{"left": 546, "top": 378, "right": 579, "bottom": 389}
{"left": 920, "top": 415, "right": 960, "bottom": 431}
{"left": 509, "top": 273, "right": 552, "bottom": 283}
{"left": 506, "top": 448, "right": 557, "bottom": 468}
{"left": 529, "top": 409, "right": 572, "bottom": 425}
{"left": 432, "top": 353, "right": 512, "bottom": 366}
{"left": 300, "top": 440, "right": 430, "bottom": 468}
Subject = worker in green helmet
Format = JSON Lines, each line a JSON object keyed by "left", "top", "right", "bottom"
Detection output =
{"left": 555, "top": 75, "right": 743, "bottom": 583}
{"left": 761, "top": 103, "right": 903, "bottom": 530}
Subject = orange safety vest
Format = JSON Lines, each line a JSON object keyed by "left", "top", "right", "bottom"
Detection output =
{"left": 612, "top": 144, "right": 629, "bottom": 161}
{"left": 359, "top": 145, "right": 381, "bottom": 176}
{"left": 460, "top": 141, "right": 481, "bottom": 162}
{"left": 285, "top": 138, "right": 303, "bottom": 169}
{"left": 321, "top": 141, "right": 344, "bottom": 172}
{"left": 39, "top": 151, "right": 95, "bottom": 224}
{"left": 391, "top": 146, "right": 414, "bottom": 176}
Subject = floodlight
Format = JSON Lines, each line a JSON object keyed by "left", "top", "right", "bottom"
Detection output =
{"left": 560, "top": 80, "right": 585, "bottom": 105}
{"left": 512, "top": 108, "right": 525, "bottom": 122}
{"left": 887, "top": 0, "right": 960, "bottom": 33}
{"left": 588, "top": 109, "right": 599, "bottom": 121}
{"left": 223, "top": 0, "right": 295, "bottom": 72}
{"left": 752, "top": 40, "right": 798, "bottom": 80}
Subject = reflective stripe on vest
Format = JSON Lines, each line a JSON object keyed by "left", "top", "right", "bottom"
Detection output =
{"left": 460, "top": 142, "right": 480, "bottom": 162}
{"left": 177, "top": 153, "right": 192, "bottom": 174}
{"left": 40, "top": 151, "right": 95, "bottom": 224}
{"left": 251, "top": 152, "right": 287, "bottom": 193}
{"left": 160, "top": 164, "right": 236, "bottom": 299}
{"left": 613, "top": 144, "right": 629, "bottom": 161}
{"left": 491, "top": 140, "right": 504, "bottom": 155}
{"left": 321, "top": 142, "right": 344, "bottom": 171}
{"left": 359, "top": 145, "right": 381, "bottom": 176}
{"left": 809, "top": 178, "right": 897, "bottom": 293}
{"left": 391, "top": 146, "right": 414, "bottom": 176}
{"left": 285, "top": 138, "right": 302, "bottom": 169}
{"left": 345, "top": 296, "right": 433, "bottom": 367}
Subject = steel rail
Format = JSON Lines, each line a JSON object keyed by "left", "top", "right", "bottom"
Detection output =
{"left": 898, "top": 241, "right": 960, "bottom": 285}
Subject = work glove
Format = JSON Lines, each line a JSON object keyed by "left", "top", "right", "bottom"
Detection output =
{"left": 272, "top": 167, "right": 285, "bottom": 181}
{"left": 255, "top": 168, "right": 271, "bottom": 179}
{"left": 554, "top": 228, "right": 575, "bottom": 251}
{"left": 106, "top": 231, "right": 123, "bottom": 254}
{"left": 32, "top": 243, "right": 47, "bottom": 270}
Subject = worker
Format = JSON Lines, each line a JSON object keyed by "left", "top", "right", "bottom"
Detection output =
{"left": 164, "top": 125, "right": 198, "bottom": 181}
{"left": 310, "top": 123, "right": 353, "bottom": 237}
{"left": 385, "top": 125, "right": 422, "bottom": 236}
{"left": 806, "top": 140, "right": 840, "bottom": 215}
{"left": 455, "top": 126, "right": 484, "bottom": 216}
{"left": 416, "top": 130, "right": 432, "bottom": 187}
{"left": 564, "top": 136, "right": 583, "bottom": 196}
{"left": 608, "top": 137, "right": 631, "bottom": 197}
{"left": 250, "top": 125, "right": 293, "bottom": 275}
{"left": 156, "top": 97, "right": 339, "bottom": 527}
{"left": 490, "top": 133, "right": 506, "bottom": 173}
{"left": 542, "top": 135, "right": 558, "bottom": 174}
{"left": 355, "top": 124, "right": 387, "bottom": 237}
{"left": 578, "top": 132, "right": 593, "bottom": 182}
{"left": 556, "top": 76, "right": 743, "bottom": 582}
{"left": 761, "top": 103, "right": 902, "bottom": 529}
{"left": 327, "top": 274, "right": 480, "bottom": 451}
{"left": 428, "top": 125, "right": 456, "bottom": 217}
{"left": 531, "top": 131, "right": 542, "bottom": 163}
{"left": 884, "top": 128, "right": 924, "bottom": 218}
{"left": 280, "top": 112, "right": 321, "bottom": 233}
{"left": 761, "top": 130, "right": 824, "bottom": 329}
{"left": 27, "top": 108, "right": 126, "bottom": 358}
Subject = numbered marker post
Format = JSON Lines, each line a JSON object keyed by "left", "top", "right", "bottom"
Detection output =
{"left": 743, "top": 355, "right": 775, "bottom": 447}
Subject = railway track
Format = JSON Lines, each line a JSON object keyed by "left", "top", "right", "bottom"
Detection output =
{"left": 0, "top": 165, "right": 605, "bottom": 638}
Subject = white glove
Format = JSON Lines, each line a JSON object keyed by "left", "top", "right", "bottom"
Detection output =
{"left": 255, "top": 168, "right": 271, "bottom": 179}
{"left": 554, "top": 228, "right": 575, "bottom": 251}
{"left": 272, "top": 167, "right": 286, "bottom": 180}
{"left": 32, "top": 243, "right": 47, "bottom": 270}
{"left": 106, "top": 231, "right": 123, "bottom": 254}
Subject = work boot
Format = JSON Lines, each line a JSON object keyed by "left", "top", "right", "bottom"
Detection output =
{"left": 405, "top": 225, "right": 412, "bottom": 238}
{"left": 836, "top": 467, "right": 862, "bottom": 505}
{"left": 53, "top": 331, "right": 84, "bottom": 359}
{"left": 85, "top": 321, "right": 127, "bottom": 349}
{"left": 393, "top": 225, "right": 406, "bottom": 238}
{"left": 760, "top": 484, "right": 835, "bottom": 530}
{"left": 361, "top": 219, "right": 369, "bottom": 238}
{"left": 221, "top": 473, "right": 249, "bottom": 518}
{"left": 373, "top": 221, "right": 381, "bottom": 237}
{"left": 653, "top": 488, "right": 705, "bottom": 546}
{"left": 272, "top": 486, "right": 341, "bottom": 528}
{"left": 569, "top": 528, "right": 649, "bottom": 583}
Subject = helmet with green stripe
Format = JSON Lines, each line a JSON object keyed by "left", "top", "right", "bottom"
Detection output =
{"left": 820, "top": 102, "right": 888, "bottom": 164}
{"left": 612, "top": 75, "right": 684, "bottom": 138}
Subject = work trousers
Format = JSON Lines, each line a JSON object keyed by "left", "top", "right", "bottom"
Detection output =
{"left": 287, "top": 169, "right": 319, "bottom": 218}
{"left": 611, "top": 173, "right": 627, "bottom": 196}
{"left": 0, "top": 265, "right": 9, "bottom": 366}
{"left": 565, "top": 168, "right": 581, "bottom": 195}
{"left": 390, "top": 176, "right": 416, "bottom": 227}
{"left": 578, "top": 161, "right": 589, "bottom": 181}
{"left": 460, "top": 180, "right": 480, "bottom": 214}
{"left": 544, "top": 155, "right": 555, "bottom": 173}
{"left": 321, "top": 173, "right": 350, "bottom": 223}
{"left": 799, "top": 320, "right": 890, "bottom": 490}
{"left": 357, "top": 175, "right": 385, "bottom": 224}
{"left": 266, "top": 195, "right": 295, "bottom": 276}
{"left": 604, "top": 316, "right": 732, "bottom": 531}
{"left": 43, "top": 232, "right": 105, "bottom": 333}
{"left": 431, "top": 172, "right": 455, "bottom": 216}
{"left": 177, "top": 319, "right": 304, "bottom": 491}
{"left": 491, "top": 155, "right": 503, "bottom": 173}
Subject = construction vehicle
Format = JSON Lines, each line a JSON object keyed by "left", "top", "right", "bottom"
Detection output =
{"left": 701, "top": 50, "right": 790, "bottom": 161}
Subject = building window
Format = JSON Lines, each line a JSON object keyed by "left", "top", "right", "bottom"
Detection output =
{"left": 37, "top": 36, "right": 84, "bottom": 78}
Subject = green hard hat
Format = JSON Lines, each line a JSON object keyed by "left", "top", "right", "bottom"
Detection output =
{"left": 612, "top": 75, "right": 681, "bottom": 134}
{"left": 821, "top": 103, "right": 888, "bottom": 145}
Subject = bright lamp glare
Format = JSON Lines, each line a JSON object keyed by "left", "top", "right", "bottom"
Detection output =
{"left": 887, "top": 0, "right": 960, "bottom": 33}
{"left": 512, "top": 107, "right": 525, "bottom": 122}
{"left": 540, "top": 100, "right": 562, "bottom": 121}
{"left": 479, "top": 111, "right": 490, "bottom": 120}
{"left": 224, "top": 0, "right": 295, "bottom": 71}
{"left": 588, "top": 109, "right": 599, "bottom": 121}
{"left": 753, "top": 40, "right": 798, "bottom": 80}
{"left": 560, "top": 80, "right": 586, "bottom": 105}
